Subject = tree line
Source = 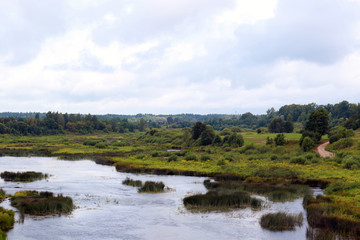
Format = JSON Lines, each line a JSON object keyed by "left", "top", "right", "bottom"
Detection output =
{"left": 0, "top": 100, "right": 359, "bottom": 135}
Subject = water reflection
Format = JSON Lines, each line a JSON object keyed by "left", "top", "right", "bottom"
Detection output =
{"left": 1, "top": 156, "right": 310, "bottom": 240}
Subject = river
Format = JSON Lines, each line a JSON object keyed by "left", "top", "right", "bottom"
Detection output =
{"left": 0, "top": 156, "right": 313, "bottom": 240}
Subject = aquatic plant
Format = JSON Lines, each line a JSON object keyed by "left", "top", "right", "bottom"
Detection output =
{"left": 11, "top": 191, "right": 74, "bottom": 215}
{"left": 138, "top": 181, "right": 165, "bottom": 193}
{"left": 260, "top": 212, "right": 303, "bottom": 231}
{"left": 0, "top": 171, "right": 48, "bottom": 182}
{"left": 183, "top": 191, "right": 262, "bottom": 211}
{"left": 122, "top": 177, "right": 143, "bottom": 187}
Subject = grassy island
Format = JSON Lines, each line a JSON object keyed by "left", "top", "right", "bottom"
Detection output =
{"left": 0, "top": 171, "right": 48, "bottom": 182}
{"left": 10, "top": 191, "right": 74, "bottom": 216}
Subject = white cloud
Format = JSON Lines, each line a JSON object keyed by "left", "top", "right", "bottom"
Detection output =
{"left": 0, "top": 0, "right": 360, "bottom": 114}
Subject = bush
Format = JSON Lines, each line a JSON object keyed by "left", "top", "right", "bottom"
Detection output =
{"left": 185, "top": 152, "right": 198, "bottom": 161}
{"left": 260, "top": 212, "right": 303, "bottom": 231}
{"left": 301, "top": 137, "right": 315, "bottom": 152}
{"left": 200, "top": 154, "right": 212, "bottom": 161}
{"left": 95, "top": 142, "right": 108, "bottom": 149}
{"left": 274, "top": 134, "right": 286, "bottom": 146}
{"left": 290, "top": 157, "right": 306, "bottom": 165}
{"left": 83, "top": 139, "right": 100, "bottom": 146}
{"left": 330, "top": 138, "right": 354, "bottom": 150}
{"left": 0, "top": 207, "right": 15, "bottom": 232}
{"left": 168, "top": 154, "right": 178, "bottom": 162}
{"left": 270, "top": 155, "right": 278, "bottom": 161}
{"left": 342, "top": 155, "right": 360, "bottom": 169}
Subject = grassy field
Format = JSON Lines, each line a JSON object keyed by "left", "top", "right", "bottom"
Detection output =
{"left": 0, "top": 129, "right": 360, "bottom": 237}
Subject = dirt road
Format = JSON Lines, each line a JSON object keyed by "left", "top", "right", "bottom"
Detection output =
{"left": 315, "top": 141, "right": 335, "bottom": 158}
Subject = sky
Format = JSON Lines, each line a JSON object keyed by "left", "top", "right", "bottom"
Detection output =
{"left": 1, "top": 0, "right": 360, "bottom": 115}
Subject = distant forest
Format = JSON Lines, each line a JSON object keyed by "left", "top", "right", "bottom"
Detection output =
{"left": 0, "top": 100, "right": 359, "bottom": 135}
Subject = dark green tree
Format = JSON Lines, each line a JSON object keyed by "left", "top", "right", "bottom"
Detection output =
{"left": 304, "top": 108, "right": 329, "bottom": 141}
{"left": 192, "top": 122, "right": 207, "bottom": 140}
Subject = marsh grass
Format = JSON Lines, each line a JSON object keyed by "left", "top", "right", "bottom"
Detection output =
{"left": 260, "top": 212, "right": 303, "bottom": 231}
{"left": 0, "top": 171, "right": 48, "bottom": 182}
{"left": 122, "top": 177, "right": 143, "bottom": 187}
{"left": 138, "top": 181, "right": 165, "bottom": 193}
{"left": 0, "top": 190, "right": 5, "bottom": 203}
{"left": 303, "top": 195, "right": 360, "bottom": 238}
{"left": 204, "top": 180, "right": 311, "bottom": 202}
{"left": 11, "top": 191, "right": 74, "bottom": 216}
{"left": 183, "top": 190, "right": 262, "bottom": 211}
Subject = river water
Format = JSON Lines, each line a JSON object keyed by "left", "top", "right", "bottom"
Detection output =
{"left": 0, "top": 156, "right": 312, "bottom": 240}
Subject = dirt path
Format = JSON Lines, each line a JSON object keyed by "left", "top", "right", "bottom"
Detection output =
{"left": 315, "top": 141, "right": 335, "bottom": 158}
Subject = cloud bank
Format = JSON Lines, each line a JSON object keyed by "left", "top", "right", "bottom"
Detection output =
{"left": 0, "top": 0, "right": 360, "bottom": 114}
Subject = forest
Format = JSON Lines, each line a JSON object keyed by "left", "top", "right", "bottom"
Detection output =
{"left": 0, "top": 100, "right": 359, "bottom": 136}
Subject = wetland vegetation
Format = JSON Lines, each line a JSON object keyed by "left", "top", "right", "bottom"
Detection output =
{"left": 1, "top": 101, "right": 360, "bottom": 238}
{"left": 0, "top": 171, "right": 48, "bottom": 182}
{"left": 10, "top": 191, "right": 74, "bottom": 216}
{"left": 260, "top": 212, "right": 303, "bottom": 231}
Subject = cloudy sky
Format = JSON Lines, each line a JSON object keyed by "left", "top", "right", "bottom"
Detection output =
{"left": 1, "top": 0, "right": 360, "bottom": 115}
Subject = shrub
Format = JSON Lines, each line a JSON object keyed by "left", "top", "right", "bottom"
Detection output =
{"left": 83, "top": 139, "right": 100, "bottom": 146}
{"left": 168, "top": 154, "right": 178, "bottom": 162}
{"left": 301, "top": 137, "right": 315, "bottom": 152}
{"left": 342, "top": 155, "right": 360, "bottom": 169}
{"left": 200, "top": 154, "right": 212, "bottom": 161}
{"left": 274, "top": 134, "right": 286, "bottom": 146}
{"left": 0, "top": 207, "right": 14, "bottom": 232}
{"left": 290, "top": 157, "right": 306, "bottom": 165}
{"left": 260, "top": 212, "right": 303, "bottom": 231}
{"left": 185, "top": 152, "right": 198, "bottom": 161}
{"left": 270, "top": 155, "right": 278, "bottom": 161}
{"left": 330, "top": 138, "right": 354, "bottom": 150}
{"left": 266, "top": 137, "right": 274, "bottom": 145}
{"left": 95, "top": 142, "right": 108, "bottom": 149}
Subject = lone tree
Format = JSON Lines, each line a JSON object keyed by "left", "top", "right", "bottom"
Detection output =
{"left": 305, "top": 108, "right": 329, "bottom": 140}
{"left": 300, "top": 108, "right": 329, "bottom": 150}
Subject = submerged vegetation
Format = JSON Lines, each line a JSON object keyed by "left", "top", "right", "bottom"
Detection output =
{"left": 260, "top": 212, "right": 303, "bottom": 231}
{"left": 10, "top": 191, "right": 74, "bottom": 216}
{"left": 0, "top": 171, "right": 48, "bottom": 182}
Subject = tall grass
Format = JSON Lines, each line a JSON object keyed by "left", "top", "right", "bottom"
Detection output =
{"left": 138, "top": 181, "right": 165, "bottom": 193}
{"left": 260, "top": 212, "right": 303, "bottom": 231}
{"left": 183, "top": 191, "right": 262, "bottom": 211}
{"left": 11, "top": 191, "right": 74, "bottom": 215}
{"left": 0, "top": 171, "right": 48, "bottom": 182}
{"left": 122, "top": 177, "right": 142, "bottom": 187}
